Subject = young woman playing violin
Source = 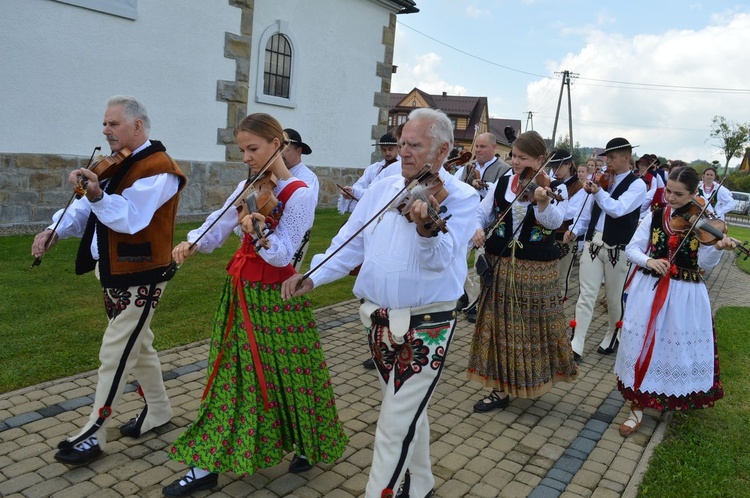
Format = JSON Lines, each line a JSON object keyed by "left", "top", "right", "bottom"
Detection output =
{"left": 164, "top": 114, "right": 347, "bottom": 496}
{"left": 467, "top": 131, "right": 578, "bottom": 413}
{"left": 613, "top": 166, "right": 734, "bottom": 438}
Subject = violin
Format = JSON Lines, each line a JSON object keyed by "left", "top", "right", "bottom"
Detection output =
{"left": 235, "top": 171, "right": 279, "bottom": 250}
{"left": 473, "top": 169, "right": 489, "bottom": 190}
{"left": 31, "top": 147, "right": 132, "bottom": 268}
{"left": 586, "top": 171, "right": 613, "bottom": 192}
{"left": 393, "top": 168, "right": 451, "bottom": 236}
{"left": 670, "top": 197, "right": 750, "bottom": 259}
{"left": 444, "top": 150, "right": 472, "bottom": 173}
{"left": 73, "top": 148, "right": 132, "bottom": 198}
{"left": 517, "top": 168, "right": 564, "bottom": 203}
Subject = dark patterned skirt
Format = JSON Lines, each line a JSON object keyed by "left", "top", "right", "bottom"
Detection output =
{"left": 467, "top": 253, "right": 578, "bottom": 398}
{"left": 169, "top": 277, "right": 348, "bottom": 475}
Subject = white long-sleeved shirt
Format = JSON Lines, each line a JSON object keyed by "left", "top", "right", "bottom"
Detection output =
{"left": 569, "top": 170, "right": 647, "bottom": 238}
{"left": 697, "top": 181, "right": 734, "bottom": 220}
{"left": 311, "top": 168, "right": 479, "bottom": 309}
{"left": 48, "top": 140, "right": 180, "bottom": 260}
{"left": 188, "top": 177, "right": 315, "bottom": 268}
{"left": 475, "top": 177, "right": 568, "bottom": 239}
{"left": 288, "top": 162, "right": 319, "bottom": 203}
{"left": 337, "top": 158, "right": 401, "bottom": 214}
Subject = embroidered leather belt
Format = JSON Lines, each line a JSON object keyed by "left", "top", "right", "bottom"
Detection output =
{"left": 640, "top": 266, "right": 704, "bottom": 282}
{"left": 371, "top": 310, "right": 457, "bottom": 329}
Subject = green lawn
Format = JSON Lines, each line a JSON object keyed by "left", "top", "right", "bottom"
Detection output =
{"left": 0, "top": 208, "right": 355, "bottom": 393}
{"left": 638, "top": 306, "right": 750, "bottom": 497}
{"left": 727, "top": 224, "right": 750, "bottom": 273}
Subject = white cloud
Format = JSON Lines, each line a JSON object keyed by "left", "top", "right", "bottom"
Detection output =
{"left": 392, "top": 51, "right": 468, "bottom": 96}
{"left": 527, "top": 12, "right": 750, "bottom": 163}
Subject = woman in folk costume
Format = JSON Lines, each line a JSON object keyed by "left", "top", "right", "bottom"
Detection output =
{"left": 163, "top": 113, "right": 347, "bottom": 496}
{"left": 614, "top": 166, "right": 734, "bottom": 437}
{"left": 467, "top": 131, "right": 578, "bottom": 413}
{"left": 696, "top": 166, "right": 734, "bottom": 220}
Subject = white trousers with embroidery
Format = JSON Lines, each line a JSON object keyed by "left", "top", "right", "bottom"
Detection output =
{"left": 66, "top": 280, "right": 172, "bottom": 449}
{"left": 364, "top": 317, "right": 456, "bottom": 498}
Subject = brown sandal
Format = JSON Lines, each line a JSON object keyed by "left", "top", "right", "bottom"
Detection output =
{"left": 619, "top": 404, "right": 643, "bottom": 437}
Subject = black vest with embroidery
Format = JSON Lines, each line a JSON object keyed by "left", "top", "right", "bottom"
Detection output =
{"left": 485, "top": 175, "right": 560, "bottom": 261}
{"left": 649, "top": 207, "right": 699, "bottom": 271}
{"left": 585, "top": 172, "right": 639, "bottom": 246}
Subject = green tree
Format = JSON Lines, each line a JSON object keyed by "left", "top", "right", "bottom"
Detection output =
{"left": 709, "top": 115, "right": 750, "bottom": 177}
{"left": 554, "top": 134, "right": 585, "bottom": 164}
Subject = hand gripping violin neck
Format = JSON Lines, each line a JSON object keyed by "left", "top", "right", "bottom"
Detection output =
{"left": 31, "top": 146, "right": 132, "bottom": 268}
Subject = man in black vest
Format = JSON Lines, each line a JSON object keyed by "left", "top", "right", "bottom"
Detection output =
{"left": 564, "top": 138, "right": 646, "bottom": 361}
{"left": 31, "top": 96, "right": 186, "bottom": 466}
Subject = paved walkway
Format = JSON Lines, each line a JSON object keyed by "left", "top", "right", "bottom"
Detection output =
{"left": 1, "top": 253, "right": 748, "bottom": 498}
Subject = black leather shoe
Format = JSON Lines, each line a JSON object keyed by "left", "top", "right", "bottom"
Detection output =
{"left": 597, "top": 340, "right": 619, "bottom": 355}
{"left": 54, "top": 440, "right": 102, "bottom": 467}
{"left": 573, "top": 352, "right": 582, "bottom": 364}
{"left": 289, "top": 454, "right": 312, "bottom": 473}
{"left": 466, "top": 306, "right": 477, "bottom": 323}
{"left": 456, "top": 292, "right": 469, "bottom": 311}
{"left": 473, "top": 391, "right": 509, "bottom": 413}
{"left": 363, "top": 357, "right": 376, "bottom": 370}
{"left": 120, "top": 416, "right": 168, "bottom": 438}
{"left": 162, "top": 471, "right": 218, "bottom": 497}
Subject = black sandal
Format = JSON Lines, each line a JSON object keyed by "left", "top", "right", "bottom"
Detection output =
{"left": 473, "top": 390, "right": 509, "bottom": 413}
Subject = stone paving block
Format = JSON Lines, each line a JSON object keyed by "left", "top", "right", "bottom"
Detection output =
{"left": 8, "top": 442, "right": 51, "bottom": 461}
{"left": 470, "top": 481, "right": 505, "bottom": 498}
{"left": 58, "top": 396, "right": 93, "bottom": 411}
{"left": 4, "top": 411, "right": 43, "bottom": 429}
{"left": 20, "top": 476, "right": 71, "bottom": 498}
{"left": 436, "top": 478, "right": 471, "bottom": 497}
{"left": 305, "top": 470, "right": 346, "bottom": 495}
{"left": 500, "top": 481, "right": 533, "bottom": 498}
{"left": 2, "top": 455, "right": 46, "bottom": 477}
{"left": 0, "top": 472, "right": 44, "bottom": 496}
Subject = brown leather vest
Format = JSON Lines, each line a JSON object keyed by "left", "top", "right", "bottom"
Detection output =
{"left": 76, "top": 141, "right": 186, "bottom": 287}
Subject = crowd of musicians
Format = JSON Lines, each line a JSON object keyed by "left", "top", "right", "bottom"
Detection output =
{"left": 32, "top": 97, "right": 738, "bottom": 498}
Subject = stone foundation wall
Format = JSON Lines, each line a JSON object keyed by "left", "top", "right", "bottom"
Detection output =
{"left": 0, "top": 152, "right": 363, "bottom": 235}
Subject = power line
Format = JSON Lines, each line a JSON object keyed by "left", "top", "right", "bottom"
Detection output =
{"left": 397, "top": 21, "right": 750, "bottom": 95}
{"left": 533, "top": 114, "right": 708, "bottom": 132}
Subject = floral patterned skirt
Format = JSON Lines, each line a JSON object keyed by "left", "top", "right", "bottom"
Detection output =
{"left": 168, "top": 277, "right": 348, "bottom": 475}
{"left": 467, "top": 253, "right": 578, "bottom": 398}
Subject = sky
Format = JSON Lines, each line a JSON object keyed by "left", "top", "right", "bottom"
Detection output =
{"left": 391, "top": 0, "right": 750, "bottom": 167}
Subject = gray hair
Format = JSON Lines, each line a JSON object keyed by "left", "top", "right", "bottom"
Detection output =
{"left": 106, "top": 95, "right": 151, "bottom": 133}
{"left": 407, "top": 108, "right": 454, "bottom": 154}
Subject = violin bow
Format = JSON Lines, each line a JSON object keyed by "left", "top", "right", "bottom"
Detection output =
{"left": 161, "top": 142, "right": 287, "bottom": 277}
{"left": 299, "top": 165, "right": 432, "bottom": 284}
{"left": 31, "top": 146, "right": 101, "bottom": 268}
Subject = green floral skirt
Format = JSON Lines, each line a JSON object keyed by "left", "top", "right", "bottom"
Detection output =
{"left": 169, "top": 277, "right": 348, "bottom": 475}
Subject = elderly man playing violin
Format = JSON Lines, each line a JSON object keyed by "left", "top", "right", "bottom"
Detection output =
{"left": 563, "top": 137, "right": 647, "bottom": 362}
{"left": 31, "top": 95, "right": 185, "bottom": 466}
{"left": 282, "top": 108, "right": 478, "bottom": 498}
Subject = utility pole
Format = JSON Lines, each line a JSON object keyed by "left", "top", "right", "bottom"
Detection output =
{"left": 524, "top": 111, "right": 534, "bottom": 131}
{"left": 551, "top": 70, "right": 579, "bottom": 150}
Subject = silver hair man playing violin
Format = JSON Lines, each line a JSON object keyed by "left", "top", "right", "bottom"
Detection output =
{"left": 282, "top": 108, "right": 478, "bottom": 498}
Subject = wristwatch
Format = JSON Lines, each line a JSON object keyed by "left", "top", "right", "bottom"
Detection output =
{"left": 87, "top": 193, "right": 103, "bottom": 203}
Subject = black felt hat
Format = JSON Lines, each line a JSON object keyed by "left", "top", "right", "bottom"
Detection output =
{"left": 374, "top": 133, "right": 398, "bottom": 146}
{"left": 548, "top": 149, "right": 574, "bottom": 164}
{"left": 283, "top": 128, "right": 312, "bottom": 155}
{"left": 597, "top": 137, "right": 637, "bottom": 156}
